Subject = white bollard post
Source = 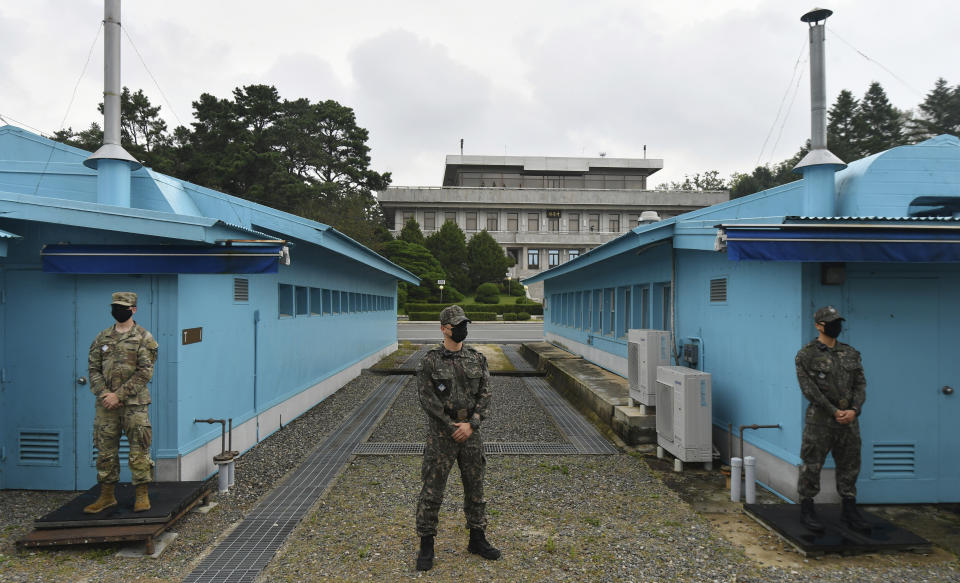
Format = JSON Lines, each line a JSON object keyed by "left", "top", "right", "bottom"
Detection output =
{"left": 215, "top": 460, "right": 230, "bottom": 493}
{"left": 730, "top": 457, "right": 742, "bottom": 502}
{"left": 227, "top": 460, "right": 235, "bottom": 488}
{"left": 744, "top": 456, "right": 757, "bottom": 504}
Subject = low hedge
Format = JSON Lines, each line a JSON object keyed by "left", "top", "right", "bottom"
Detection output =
{"left": 407, "top": 311, "right": 498, "bottom": 321}
{"left": 516, "top": 311, "right": 531, "bottom": 321}
{"left": 406, "top": 303, "right": 543, "bottom": 315}
{"left": 503, "top": 312, "right": 517, "bottom": 321}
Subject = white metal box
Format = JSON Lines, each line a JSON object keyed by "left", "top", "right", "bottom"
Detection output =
{"left": 655, "top": 365, "right": 712, "bottom": 463}
{"left": 627, "top": 329, "right": 673, "bottom": 406}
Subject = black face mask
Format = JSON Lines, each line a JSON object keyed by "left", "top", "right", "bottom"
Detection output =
{"left": 111, "top": 305, "right": 133, "bottom": 323}
{"left": 822, "top": 320, "right": 842, "bottom": 338}
{"left": 450, "top": 322, "right": 468, "bottom": 343}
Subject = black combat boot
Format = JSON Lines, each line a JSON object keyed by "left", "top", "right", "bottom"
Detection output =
{"left": 467, "top": 528, "right": 501, "bottom": 560}
{"left": 841, "top": 497, "right": 871, "bottom": 532}
{"left": 416, "top": 535, "right": 435, "bottom": 571}
{"left": 800, "top": 498, "right": 825, "bottom": 533}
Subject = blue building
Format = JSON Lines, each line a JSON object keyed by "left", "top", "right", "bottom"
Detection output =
{"left": 525, "top": 135, "right": 960, "bottom": 504}
{"left": 0, "top": 125, "right": 417, "bottom": 490}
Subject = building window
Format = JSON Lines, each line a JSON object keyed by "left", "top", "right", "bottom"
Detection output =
{"left": 628, "top": 214, "right": 640, "bottom": 228}
{"left": 662, "top": 284, "right": 672, "bottom": 329}
{"left": 567, "top": 249, "right": 580, "bottom": 261}
{"left": 402, "top": 211, "right": 413, "bottom": 225}
{"left": 609, "top": 216, "right": 620, "bottom": 233}
{"left": 310, "top": 288, "right": 323, "bottom": 315}
{"left": 278, "top": 284, "right": 293, "bottom": 318}
{"left": 588, "top": 213, "right": 600, "bottom": 232}
{"left": 548, "top": 249, "right": 560, "bottom": 267}
{"left": 507, "top": 212, "right": 518, "bottom": 232}
{"left": 423, "top": 211, "right": 436, "bottom": 231}
{"left": 568, "top": 213, "right": 579, "bottom": 232}
{"left": 575, "top": 291, "right": 583, "bottom": 329}
{"left": 322, "top": 289, "right": 332, "bottom": 315}
{"left": 528, "top": 213, "right": 539, "bottom": 232}
{"left": 445, "top": 211, "right": 457, "bottom": 224}
{"left": 527, "top": 249, "right": 540, "bottom": 269}
{"left": 487, "top": 212, "right": 499, "bottom": 231}
{"left": 608, "top": 288, "right": 616, "bottom": 335}
{"left": 583, "top": 290, "right": 591, "bottom": 331}
{"left": 548, "top": 215, "right": 560, "bottom": 232}
{"left": 622, "top": 287, "right": 631, "bottom": 338}
{"left": 641, "top": 285, "right": 650, "bottom": 328}
{"left": 466, "top": 211, "right": 478, "bottom": 231}
{"left": 593, "top": 289, "right": 602, "bottom": 333}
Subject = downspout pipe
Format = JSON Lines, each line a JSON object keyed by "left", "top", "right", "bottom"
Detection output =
{"left": 793, "top": 8, "right": 845, "bottom": 218}
{"left": 83, "top": 0, "right": 141, "bottom": 207}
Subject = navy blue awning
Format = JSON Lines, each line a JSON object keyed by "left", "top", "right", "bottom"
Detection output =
{"left": 41, "top": 244, "right": 284, "bottom": 274}
{"left": 725, "top": 228, "right": 960, "bottom": 262}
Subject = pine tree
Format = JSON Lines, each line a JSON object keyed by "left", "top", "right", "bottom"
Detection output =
{"left": 466, "top": 230, "right": 513, "bottom": 290}
{"left": 827, "top": 89, "right": 861, "bottom": 163}
{"left": 399, "top": 218, "right": 426, "bottom": 246}
{"left": 856, "top": 82, "right": 904, "bottom": 157}
{"left": 425, "top": 221, "right": 470, "bottom": 293}
{"left": 908, "top": 77, "right": 960, "bottom": 141}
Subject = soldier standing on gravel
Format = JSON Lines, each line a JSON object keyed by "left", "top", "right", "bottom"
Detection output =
{"left": 414, "top": 305, "right": 501, "bottom": 571}
{"left": 795, "top": 305, "right": 870, "bottom": 533}
{"left": 83, "top": 292, "right": 159, "bottom": 515}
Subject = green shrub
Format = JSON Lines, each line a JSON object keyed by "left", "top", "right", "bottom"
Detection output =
{"left": 403, "top": 302, "right": 543, "bottom": 315}
{"left": 516, "top": 311, "right": 531, "bottom": 321}
{"left": 441, "top": 286, "right": 465, "bottom": 303}
{"left": 408, "top": 311, "right": 441, "bottom": 321}
{"left": 503, "top": 312, "right": 517, "bottom": 321}
{"left": 465, "top": 311, "right": 497, "bottom": 321}
{"left": 475, "top": 282, "right": 501, "bottom": 304}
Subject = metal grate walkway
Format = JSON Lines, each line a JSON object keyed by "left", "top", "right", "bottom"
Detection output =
{"left": 524, "top": 377, "right": 619, "bottom": 455}
{"left": 354, "top": 442, "right": 578, "bottom": 455}
{"left": 500, "top": 344, "right": 537, "bottom": 373}
{"left": 183, "top": 375, "right": 407, "bottom": 583}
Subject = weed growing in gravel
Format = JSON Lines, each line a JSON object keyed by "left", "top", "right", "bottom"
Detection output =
{"left": 545, "top": 536, "right": 556, "bottom": 553}
{"left": 83, "top": 547, "right": 113, "bottom": 562}
{"left": 583, "top": 515, "right": 601, "bottom": 527}
{"left": 489, "top": 508, "right": 501, "bottom": 516}
{"left": 358, "top": 545, "right": 369, "bottom": 559}
{"left": 538, "top": 462, "right": 569, "bottom": 475}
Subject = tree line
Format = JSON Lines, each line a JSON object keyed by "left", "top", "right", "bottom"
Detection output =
{"left": 657, "top": 77, "right": 960, "bottom": 197}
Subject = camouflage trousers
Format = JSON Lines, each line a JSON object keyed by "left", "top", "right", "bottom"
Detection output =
{"left": 797, "top": 421, "right": 861, "bottom": 499}
{"left": 93, "top": 403, "right": 154, "bottom": 485}
{"left": 415, "top": 431, "right": 487, "bottom": 537}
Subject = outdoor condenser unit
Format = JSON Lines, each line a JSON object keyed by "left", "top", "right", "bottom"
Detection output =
{"left": 627, "top": 329, "right": 672, "bottom": 406}
{"left": 655, "top": 366, "right": 712, "bottom": 464}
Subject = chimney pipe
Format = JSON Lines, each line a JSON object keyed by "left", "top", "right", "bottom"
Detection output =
{"left": 83, "top": 0, "right": 141, "bottom": 207}
{"left": 793, "top": 8, "right": 845, "bottom": 217}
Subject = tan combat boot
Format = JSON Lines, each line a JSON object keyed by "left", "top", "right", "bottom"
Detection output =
{"left": 134, "top": 484, "right": 151, "bottom": 512}
{"left": 83, "top": 483, "right": 118, "bottom": 514}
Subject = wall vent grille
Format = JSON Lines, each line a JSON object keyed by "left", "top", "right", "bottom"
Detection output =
{"left": 18, "top": 430, "right": 61, "bottom": 466}
{"left": 709, "top": 278, "right": 727, "bottom": 302}
{"left": 872, "top": 442, "right": 916, "bottom": 476}
{"left": 234, "top": 278, "right": 250, "bottom": 302}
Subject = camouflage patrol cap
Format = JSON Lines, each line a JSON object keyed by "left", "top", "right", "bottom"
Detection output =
{"left": 439, "top": 305, "right": 471, "bottom": 326}
{"left": 111, "top": 291, "right": 138, "bottom": 307}
{"left": 814, "top": 305, "right": 843, "bottom": 323}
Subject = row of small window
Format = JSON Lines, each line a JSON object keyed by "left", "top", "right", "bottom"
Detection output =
{"left": 404, "top": 210, "right": 646, "bottom": 233}
{"left": 278, "top": 284, "right": 393, "bottom": 318}
{"left": 526, "top": 248, "right": 580, "bottom": 269}
{"left": 455, "top": 172, "right": 647, "bottom": 190}
{"left": 548, "top": 284, "right": 673, "bottom": 339}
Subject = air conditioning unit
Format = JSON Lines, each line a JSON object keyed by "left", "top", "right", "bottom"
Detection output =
{"left": 655, "top": 366, "right": 712, "bottom": 465}
{"left": 627, "top": 329, "right": 672, "bottom": 407}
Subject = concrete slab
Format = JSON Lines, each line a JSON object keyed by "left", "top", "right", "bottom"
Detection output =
{"left": 613, "top": 405, "right": 657, "bottom": 446}
{"left": 520, "top": 341, "right": 580, "bottom": 370}
{"left": 117, "top": 531, "right": 178, "bottom": 558}
{"left": 545, "top": 358, "right": 629, "bottom": 424}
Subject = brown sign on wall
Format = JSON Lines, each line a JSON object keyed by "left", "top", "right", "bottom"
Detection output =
{"left": 182, "top": 327, "right": 202, "bottom": 345}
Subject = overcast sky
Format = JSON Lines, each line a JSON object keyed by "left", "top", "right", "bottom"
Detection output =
{"left": 2, "top": 1, "right": 958, "bottom": 188}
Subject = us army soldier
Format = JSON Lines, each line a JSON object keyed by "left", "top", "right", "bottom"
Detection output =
{"left": 415, "top": 305, "right": 501, "bottom": 571}
{"left": 83, "top": 292, "right": 159, "bottom": 514}
{"left": 795, "top": 305, "right": 869, "bottom": 532}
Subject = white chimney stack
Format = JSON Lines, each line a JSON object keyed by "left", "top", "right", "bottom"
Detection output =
{"left": 83, "top": 0, "right": 141, "bottom": 207}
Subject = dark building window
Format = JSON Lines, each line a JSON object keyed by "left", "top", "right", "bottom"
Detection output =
{"left": 568, "top": 213, "right": 579, "bottom": 232}
{"left": 310, "top": 288, "right": 323, "bottom": 315}
{"left": 423, "top": 211, "right": 436, "bottom": 231}
{"left": 466, "top": 211, "right": 477, "bottom": 231}
{"left": 278, "top": 284, "right": 293, "bottom": 318}
{"left": 402, "top": 211, "right": 413, "bottom": 225}
{"left": 609, "top": 216, "right": 620, "bottom": 233}
{"left": 628, "top": 214, "right": 640, "bottom": 228}
{"left": 507, "top": 212, "right": 518, "bottom": 231}
{"left": 487, "top": 212, "right": 499, "bottom": 231}
{"left": 527, "top": 249, "right": 540, "bottom": 269}
{"left": 548, "top": 249, "right": 560, "bottom": 267}
{"left": 567, "top": 249, "right": 580, "bottom": 261}
{"left": 588, "top": 214, "right": 600, "bottom": 232}
{"left": 548, "top": 216, "right": 560, "bottom": 231}
{"left": 528, "top": 213, "right": 539, "bottom": 232}
{"left": 445, "top": 211, "right": 457, "bottom": 224}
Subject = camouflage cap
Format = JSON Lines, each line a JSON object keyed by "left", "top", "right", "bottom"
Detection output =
{"left": 111, "top": 291, "right": 138, "bottom": 307}
{"left": 814, "top": 305, "right": 843, "bottom": 323}
{"left": 439, "top": 305, "right": 471, "bottom": 326}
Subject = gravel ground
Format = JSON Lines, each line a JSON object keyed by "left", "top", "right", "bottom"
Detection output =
{"left": 0, "top": 372, "right": 385, "bottom": 583}
{"left": 367, "top": 375, "right": 566, "bottom": 444}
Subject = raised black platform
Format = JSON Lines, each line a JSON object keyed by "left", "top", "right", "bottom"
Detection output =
{"left": 35, "top": 481, "right": 209, "bottom": 528}
{"left": 744, "top": 503, "right": 932, "bottom": 556}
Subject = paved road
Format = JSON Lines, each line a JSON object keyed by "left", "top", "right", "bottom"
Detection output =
{"left": 397, "top": 321, "right": 543, "bottom": 343}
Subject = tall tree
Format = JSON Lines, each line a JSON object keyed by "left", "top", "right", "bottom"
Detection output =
{"left": 466, "top": 230, "right": 513, "bottom": 289}
{"left": 658, "top": 170, "right": 727, "bottom": 191}
{"left": 856, "top": 82, "right": 903, "bottom": 157}
{"left": 399, "top": 218, "right": 426, "bottom": 246}
{"left": 826, "top": 89, "right": 862, "bottom": 163}
{"left": 425, "top": 221, "right": 469, "bottom": 293}
{"left": 379, "top": 239, "right": 445, "bottom": 302}
{"left": 908, "top": 77, "right": 960, "bottom": 141}
{"left": 729, "top": 145, "right": 807, "bottom": 199}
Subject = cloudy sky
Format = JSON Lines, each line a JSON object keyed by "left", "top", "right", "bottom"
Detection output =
{"left": 2, "top": 0, "right": 958, "bottom": 188}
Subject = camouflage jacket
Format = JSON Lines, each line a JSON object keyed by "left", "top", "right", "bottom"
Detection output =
{"left": 89, "top": 322, "right": 159, "bottom": 406}
{"left": 417, "top": 344, "right": 491, "bottom": 436}
{"left": 795, "top": 339, "right": 866, "bottom": 425}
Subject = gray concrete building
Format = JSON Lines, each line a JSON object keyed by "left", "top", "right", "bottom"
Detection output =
{"left": 377, "top": 155, "right": 729, "bottom": 299}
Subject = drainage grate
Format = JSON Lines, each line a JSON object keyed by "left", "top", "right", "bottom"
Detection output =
{"left": 184, "top": 375, "right": 407, "bottom": 583}
{"left": 500, "top": 345, "right": 537, "bottom": 373}
{"left": 354, "top": 442, "right": 579, "bottom": 456}
{"left": 524, "top": 377, "right": 618, "bottom": 455}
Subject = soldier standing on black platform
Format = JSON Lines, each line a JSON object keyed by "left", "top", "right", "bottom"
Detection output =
{"left": 795, "top": 305, "right": 870, "bottom": 532}
{"left": 415, "top": 305, "right": 501, "bottom": 571}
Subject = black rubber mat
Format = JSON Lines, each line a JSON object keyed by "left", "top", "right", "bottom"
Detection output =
{"left": 744, "top": 503, "right": 932, "bottom": 556}
{"left": 34, "top": 481, "right": 209, "bottom": 528}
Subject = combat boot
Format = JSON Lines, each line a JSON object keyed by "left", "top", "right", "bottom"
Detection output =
{"left": 467, "top": 528, "right": 501, "bottom": 560}
{"left": 841, "top": 497, "right": 870, "bottom": 532}
{"left": 799, "top": 498, "right": 824, "bottom": 533}
{"left": 416, "top": 535, "right": 434, "bottom": 571}
{"left": 83, "top": 483, "right": 118, "bottom": 514}
{"left": 134, "top": 484, "right": 151, "bottom": 512}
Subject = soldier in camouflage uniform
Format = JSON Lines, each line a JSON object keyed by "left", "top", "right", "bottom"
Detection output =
{"left": 83, "top": 292, "right": 159, "bottom": 514}
{"left": 415, "top": 305, "right": 501, "bottom": 571}
{"left": 795, "top": 305, "right": 869, "bottom": 532}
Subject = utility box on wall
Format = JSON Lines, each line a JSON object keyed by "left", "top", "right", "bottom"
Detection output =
{"left": 655, "top": 365, "right": 712, "bottom": 463}
{"left": 627, "top": 329, "right": 673, "bottom": 406}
